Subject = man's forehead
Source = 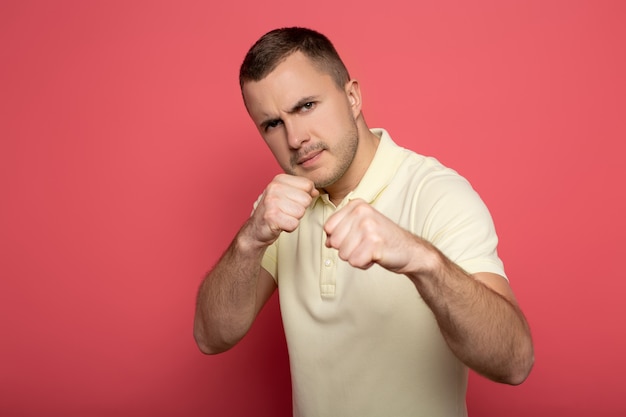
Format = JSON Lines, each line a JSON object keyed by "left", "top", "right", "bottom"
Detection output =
{"left": 242, "top": 55, "right": 334, "bottom": 114}
{"left": 244, "top": 52, "right": 332, "bottom": 91}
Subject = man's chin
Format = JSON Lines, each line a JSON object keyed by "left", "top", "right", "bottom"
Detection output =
{"left": 312, "top": 177, "right": 336, "bottom": 190}
{"left": 285, "top": 167, "right": 336, "bottom": 189}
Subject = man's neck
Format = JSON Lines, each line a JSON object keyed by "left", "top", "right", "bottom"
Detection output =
{"left": 324, "top": 124, "right": 380, "bottom": 206}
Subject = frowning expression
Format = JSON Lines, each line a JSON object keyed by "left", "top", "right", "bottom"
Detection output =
{"left": 242, "top": 52, "right": 361, "bottom": 190}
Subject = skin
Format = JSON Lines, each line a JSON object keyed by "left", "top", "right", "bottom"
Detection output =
{"left": 242, "top": 52, "right": 379, "bottom": 204}
{"left": 194, "top": 51, "right": 534, "bottom": 385}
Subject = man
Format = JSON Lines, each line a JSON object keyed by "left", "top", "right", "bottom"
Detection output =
{"left": 194, "top": 27, "right": 533, "bottom": 416}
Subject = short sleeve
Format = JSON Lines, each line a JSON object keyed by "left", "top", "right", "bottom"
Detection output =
{"left": 417, "top": 169, "right": 507, "bottom": 279}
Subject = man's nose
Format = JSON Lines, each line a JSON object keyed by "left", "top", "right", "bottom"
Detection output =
{"left": 285, "top": 119, "right": 308, "bottom": 149}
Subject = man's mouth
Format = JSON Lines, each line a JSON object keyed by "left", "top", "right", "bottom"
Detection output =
{"left": 297, "top": 149, "right": 323, "bottom": 165}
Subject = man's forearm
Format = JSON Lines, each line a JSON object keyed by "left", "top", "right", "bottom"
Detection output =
{"left": 407, "top": 241, "right": 534, "bottom": 385}
{"left": 193, "top": 226, "right": 267, "bottom": 354}
{"left": 194, "top": 175, "right": 318, "bottom": 354}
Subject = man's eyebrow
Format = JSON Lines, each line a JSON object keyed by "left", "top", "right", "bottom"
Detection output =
{"left": 259, "top": 96, "right": 319, "bottom": 130}
{"left": 288, "top": 96, "right": 318, "bottom": 113}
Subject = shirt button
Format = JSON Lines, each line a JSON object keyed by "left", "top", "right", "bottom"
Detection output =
{"left": 324, "top": 259, "right": 332, "bottom": 267}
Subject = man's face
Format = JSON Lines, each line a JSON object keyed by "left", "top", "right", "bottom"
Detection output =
{"left": 242, "top": 52, "right": 360, "bottom": 190}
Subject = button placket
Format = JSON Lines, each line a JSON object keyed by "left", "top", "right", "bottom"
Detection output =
{"left": 320, "top": 202, "right": 337, "bottom": 298}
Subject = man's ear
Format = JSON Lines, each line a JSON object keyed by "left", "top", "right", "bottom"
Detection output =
{"left": 345, "top": 80, "right": 362, "bottom": 118}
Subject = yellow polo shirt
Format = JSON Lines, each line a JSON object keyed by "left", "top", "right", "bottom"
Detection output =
{"left": 260, "top": 128, "right": 505, "bottom": 417}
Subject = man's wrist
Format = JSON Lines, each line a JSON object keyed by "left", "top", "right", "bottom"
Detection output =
{"left": 404, "top": 236, "right": 446, "bottom": 283}
{"left": 235, "top": 220, "right": 272, "bottom": 255}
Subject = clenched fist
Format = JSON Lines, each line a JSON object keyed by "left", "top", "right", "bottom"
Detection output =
{"left": 324, "top": 199, "right": 431, "bottom": 275}
{"left": 245, "top": 174, "right": 319, "bottom": 248}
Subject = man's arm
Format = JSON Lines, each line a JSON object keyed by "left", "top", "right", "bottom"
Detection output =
{"left": 324, "top": 199, "right": 534, "bottom": 385}
{"left": 407, "top": 248, "right": 533, "bottom": 385}
{"left": 193, "top": 174, "right": 318, "bottom": 354}
{"left": 193, "top": 232, "right": 277, "bottom": 354}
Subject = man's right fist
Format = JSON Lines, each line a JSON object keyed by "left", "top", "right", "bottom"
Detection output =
{"left": 246, "top": 174, "right": 319, "bottom": 246}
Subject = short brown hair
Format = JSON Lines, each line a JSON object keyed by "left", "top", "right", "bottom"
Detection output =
{"left": 239, "top": 27, "right": 351, "bottom": 90}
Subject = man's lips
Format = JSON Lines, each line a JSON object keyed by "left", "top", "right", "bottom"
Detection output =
{"left": 296, "top": 149, "right": 324, "bottom": 165}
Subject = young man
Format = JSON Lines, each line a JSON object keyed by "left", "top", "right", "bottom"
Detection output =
{"left": 194, "top": 27, "right": 534, "bottom": 416}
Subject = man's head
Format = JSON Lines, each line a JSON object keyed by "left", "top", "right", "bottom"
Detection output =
{"left": 240, "top": 27, "right": 376, "bottom": 199}
{"left": 239, "top": 27, "right": 350, "bottom": 92}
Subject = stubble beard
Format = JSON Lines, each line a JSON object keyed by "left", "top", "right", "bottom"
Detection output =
{"left": 286, "top": 122, "right": 359, "bottom": 189}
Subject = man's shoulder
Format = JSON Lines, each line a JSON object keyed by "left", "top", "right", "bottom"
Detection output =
{"left": 374, "top": 128, "right": 457, "bottom": 175}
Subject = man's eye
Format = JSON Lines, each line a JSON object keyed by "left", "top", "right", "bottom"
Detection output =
{"left": 301, "top": 102, "right": 315, "bottom": 111}
{"left": 265, "top": 120, "right": 283, "bottom": 131}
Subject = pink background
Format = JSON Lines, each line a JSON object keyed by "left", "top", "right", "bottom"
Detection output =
{"left": 1, "top": 1, "right": 624, "bottom": 416}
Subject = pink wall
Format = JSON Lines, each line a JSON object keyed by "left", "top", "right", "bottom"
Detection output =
{"left": 1, "top": 1, "right": 624, "bottom": 416}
